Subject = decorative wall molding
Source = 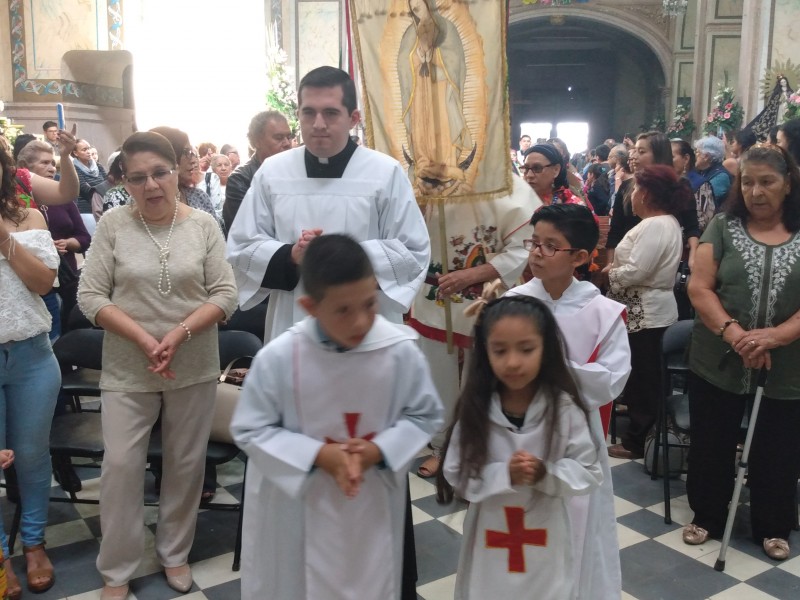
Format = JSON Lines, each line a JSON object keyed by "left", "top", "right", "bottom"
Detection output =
{"left": 7, "top": 0, "right": 125, "bottom": 105}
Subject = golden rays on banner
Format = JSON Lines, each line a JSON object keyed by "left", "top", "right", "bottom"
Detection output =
{"left": 350, "top": 0, "right": 512, "bottom": 205}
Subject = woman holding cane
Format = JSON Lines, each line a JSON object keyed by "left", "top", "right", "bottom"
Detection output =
{"left": 684, "top": 144, "right": 800, "bottom": 560}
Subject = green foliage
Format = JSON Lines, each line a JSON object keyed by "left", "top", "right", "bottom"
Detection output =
{"left": 666, "top": 103, "right": 696, "bottom": 139}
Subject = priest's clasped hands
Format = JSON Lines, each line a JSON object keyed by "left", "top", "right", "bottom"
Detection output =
{"left": 509, "top": 450, "right": 546, "bottom": 486}
{"left": 315, "top": 439, "right": 383, "bottom": 498}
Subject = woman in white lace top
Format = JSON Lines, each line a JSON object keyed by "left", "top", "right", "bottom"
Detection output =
{"left": 0, "top": 146, "right": 62, "bottom": 598}
{"left": 605, "top": 165, "right": 690, "bottom": 461}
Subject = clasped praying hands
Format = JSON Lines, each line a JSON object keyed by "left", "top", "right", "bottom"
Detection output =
{"left": 509, "top": 450, "right": 546, "bottom": 487}
{"left": 316, "top": 438, "right": 383, "bottom": 498}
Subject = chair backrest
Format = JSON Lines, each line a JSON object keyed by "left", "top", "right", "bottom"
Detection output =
{"left": 52, "top": 328, "right": 104, "bottom": 370}
{"left": 662, "top": 319, "right": 694, "bottom": 358}
{"left": 65, "top": 303, "right": 95, "bottom": 331}
{"left": 219, "top": 303, "right": 268, "bottom": 343}
{"left": 218, "top": 330, "right": 263, "bottom": 370}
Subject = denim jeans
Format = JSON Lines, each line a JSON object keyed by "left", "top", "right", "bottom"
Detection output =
{"left": 41, "top": 291, "right": 61, "bottom": 343}
{"left": 0, "top": 333, "right": 60, "bottom": 555}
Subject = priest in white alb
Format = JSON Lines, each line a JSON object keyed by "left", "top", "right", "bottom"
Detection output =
{"left": 225, "top": 66, "right": 430, "bottom": 342}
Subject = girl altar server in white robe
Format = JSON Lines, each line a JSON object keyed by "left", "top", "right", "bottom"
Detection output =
{"left": 439, "top": 296, "right": 602, "bottom": 600}
{"left": 506, "top": 204, "right": 631, "bottom": 599}
{"left": 231, "top": 234, "right": 442, "bottom": 600}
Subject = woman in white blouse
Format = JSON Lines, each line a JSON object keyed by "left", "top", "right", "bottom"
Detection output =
{"left": 0, "top": 147, "right": 63, "bottom": 598}
{"left": 606, "top": 164, "right": 690, "bottom": 459}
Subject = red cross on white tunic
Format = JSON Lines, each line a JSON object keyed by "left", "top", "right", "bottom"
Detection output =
{"left": 324, "top": 412, "right": 376, "bottom": 444}
{"left": 485, "top": 506, "right": 547, "bottom": 573}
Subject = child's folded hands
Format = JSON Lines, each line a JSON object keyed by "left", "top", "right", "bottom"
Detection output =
{"left": 509, "top": 450, "right": 546, "bottom": 486}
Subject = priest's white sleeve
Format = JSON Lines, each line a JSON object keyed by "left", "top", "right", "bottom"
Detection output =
{"left": 443, "top": 423, "right": 516, "bottom": 503}
{"left": 361, "top": 164, "right": 430, "bottom": 313}
{"left": 225, "top": 175, "right": 287, "bottom": 310}
{"left": 230, "top": 346, "right": 323, "bottom": 499}
{"left": 534, "top": 400, "right": 603, "bottom": 498}
{"left": 489, "top": 177, "right": 538, "bottom": 288}
{"left": 372, "top": 342, "right": 443, "bottom": 479}
{"left": 568, "top": 316, "right": 631, "bottom": 412}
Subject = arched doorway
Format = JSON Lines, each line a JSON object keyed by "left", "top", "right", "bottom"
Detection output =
{"left": 508, "top": 11, "right": 670, "bottom": 152}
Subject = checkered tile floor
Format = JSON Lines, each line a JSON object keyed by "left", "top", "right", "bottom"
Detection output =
{"left": 4, "top": 447, "right": 800, "bottom": 599}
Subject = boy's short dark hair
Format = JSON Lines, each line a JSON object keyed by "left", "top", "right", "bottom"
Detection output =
{"left": 530, "top": 204, "right": 599, "bottom": 253}
{"left": 302, "top": 234, "right": 374, "bottom": 301}
{"left": 42, "top": 121, "right": 58, "bottom": 131}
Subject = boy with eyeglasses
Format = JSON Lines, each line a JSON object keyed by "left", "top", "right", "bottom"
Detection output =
{"left": 506, "top": 203, "right": 630, "bottom": 600}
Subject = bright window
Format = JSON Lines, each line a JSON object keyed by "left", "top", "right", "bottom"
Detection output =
{"left": 555, "top": 122, "right": 590, "bottom": 157}
{"left": 519, "top": 123, "right": 552, "bottom": 146}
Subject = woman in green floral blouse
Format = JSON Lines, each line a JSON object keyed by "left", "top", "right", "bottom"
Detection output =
{"left": 684, "top": 144, "right": 800, "bottom": 561}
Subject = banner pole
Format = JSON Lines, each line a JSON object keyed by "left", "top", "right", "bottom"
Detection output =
{"left": 437, "top": 198, "right": 454, "bottom": 354}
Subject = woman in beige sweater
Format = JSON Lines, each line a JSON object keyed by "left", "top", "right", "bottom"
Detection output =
{"left": 78, "top": 131, "right": 238, "bottom": 600}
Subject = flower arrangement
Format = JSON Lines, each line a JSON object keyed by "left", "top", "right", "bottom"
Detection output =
{"left": 783, "top": 92, "right": 800, "bottom": 123}
{"left": 0, "top": 116, "right": 24, "bottom": 146}
{"left": 266, "top": 22, "right": 298, "bottom": 134}
{"left": 704, "top": 85, "right": 744, "bottom": 135}
{"left": 666, "top": 104, "right": 696, "bottom": 139}
{"left": 644, "top": 114, "right": 666, "bottom": 133}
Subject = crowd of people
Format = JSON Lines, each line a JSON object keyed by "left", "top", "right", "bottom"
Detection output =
{"left": 1, "top": 63, "right": 800, "bottom": 600}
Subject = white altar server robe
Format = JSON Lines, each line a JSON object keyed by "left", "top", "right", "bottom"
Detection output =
{"left": 444, "top": 391, "right": 602, "bottom": 600}
{"left": 231, "top": 316, "right": 443, "bottom": 600}
{"left": 507, "top": 277, "right": 631, "bottom": 599}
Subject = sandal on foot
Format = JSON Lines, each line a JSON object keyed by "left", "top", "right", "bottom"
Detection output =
{"left": 23, "top": 543, "right": 55, "bottom": 593}
{"left": 763, "top": 537, "right": 790, "bottom": 561}
{"left": 4, "top": 558, "right": 22, "bottom": 600}
{"left": 417, "top": 450, "right": 441, "bottom": 479}
{"left": 682, "top": 524, "right": 709, "bottom": 545}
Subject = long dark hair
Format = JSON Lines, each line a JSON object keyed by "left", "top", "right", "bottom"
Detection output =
{"left": 624, "top": 132, "right": 673, "bottom": 212}
{"left": 637, "top": 131, "right": 673, "bottom": 166}
{"left": 0, "top": 148, "right": 25, "bottom": 225}
{"left": 436, "top": 296, "right": 587, "bottom": 504}
{"left": 671, "top": 139, "right": 696, "bottom": 172}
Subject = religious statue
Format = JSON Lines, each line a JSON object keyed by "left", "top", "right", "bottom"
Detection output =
{"left": 746, "top": 74, "right": 796, "bottom": 140}
{"left": 398, "top": 0, "right": 476, "bottom": 196}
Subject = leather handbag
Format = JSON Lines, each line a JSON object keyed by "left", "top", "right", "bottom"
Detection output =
{"left": 210, "top": 357, "right": 252, "bottom": 443}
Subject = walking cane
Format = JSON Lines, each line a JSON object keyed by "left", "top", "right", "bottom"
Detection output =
{"left": 714, "top": 367, "right": 768, "bottom": 572}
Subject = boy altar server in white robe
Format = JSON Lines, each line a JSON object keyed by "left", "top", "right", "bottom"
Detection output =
{"left": 226, "top": 66, "right": 430, "bottom": 342}
{"left": 506, "top": 204, "right": 631, "bottom": 600}
{"left": 231, "top": 234, "right": 443, "bottom": 600}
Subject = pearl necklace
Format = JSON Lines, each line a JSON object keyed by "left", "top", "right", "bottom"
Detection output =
{"left": 139, "top": 199, "right": 179, "bottom": 295}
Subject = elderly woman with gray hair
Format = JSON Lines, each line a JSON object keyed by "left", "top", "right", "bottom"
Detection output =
{"left": 693, "top": 136, "right": 734, "bottom": 212}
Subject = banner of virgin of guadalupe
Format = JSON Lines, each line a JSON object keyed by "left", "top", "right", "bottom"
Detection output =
{"left": 350, "top": 0, "right": 512, "bottom": 204}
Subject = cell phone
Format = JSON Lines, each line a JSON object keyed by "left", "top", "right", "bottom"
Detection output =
{"left": 56, "top": 103, "right": 65, "bottom": 130}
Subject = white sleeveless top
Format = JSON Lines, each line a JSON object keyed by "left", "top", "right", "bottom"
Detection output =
{"left": 0, "top": 229, "right": 58, "bottom": 343}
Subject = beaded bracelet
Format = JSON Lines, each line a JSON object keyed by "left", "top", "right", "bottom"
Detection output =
{"left": 179, "top": 322, "right": 192, "bottom": 342}
{"left": 718, "top": 318, "right": 739, "bottom": 337}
